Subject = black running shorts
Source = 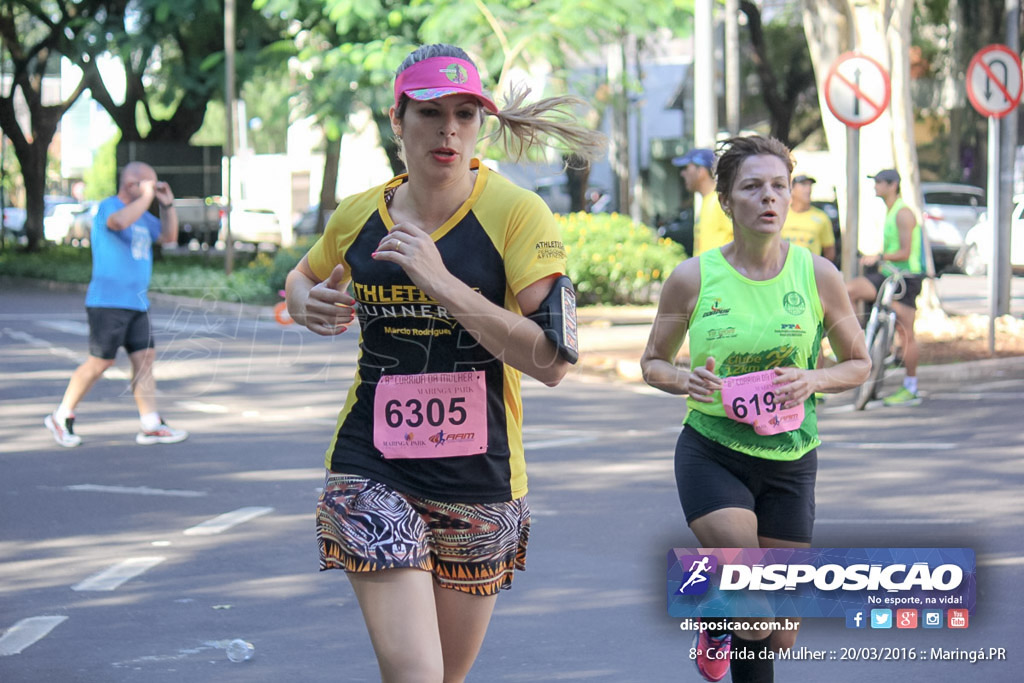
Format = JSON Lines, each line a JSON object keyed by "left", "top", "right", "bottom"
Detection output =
{"left": 674, "top": 427, "right": 817, "bottom": 544}
{"left": 87, "top": 307, "right": 155, "bottom": 359}
{"left": 865, "top": 270, "right": 923, "bottom": 309}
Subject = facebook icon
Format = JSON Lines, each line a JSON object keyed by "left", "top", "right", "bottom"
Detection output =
{"left": 846, "top": 609, "right": 866, "bottom": 629}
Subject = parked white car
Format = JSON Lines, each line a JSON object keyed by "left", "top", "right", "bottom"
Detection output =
{"left": 220, "top": 207, "right": 282, "bottom": 247}
{"left": 44, "top": 201, "right": 86, "bottom": 243}
{"left": 957, "top": 194, "right": 1024, "bottom": 276}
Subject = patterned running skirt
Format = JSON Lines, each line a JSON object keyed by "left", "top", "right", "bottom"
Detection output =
{"left": 316, "top": 472, "right": 531, "bottom": 596}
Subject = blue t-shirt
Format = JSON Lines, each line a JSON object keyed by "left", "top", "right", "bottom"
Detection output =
{"left": 85, "top": 196, "right": 162, "bottom": 311}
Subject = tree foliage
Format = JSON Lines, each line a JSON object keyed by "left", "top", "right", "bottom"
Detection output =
{"left": 1, "top": 0, "right": 289, "bottom": 250}
{"left": 0, "top": 1, "right": 94, "bottom": 250}
{"left": 68, "top": 0, "right": 289, "bottom": 143}
{"left": 738, "top": 2, "right": 820, "bottom": 148}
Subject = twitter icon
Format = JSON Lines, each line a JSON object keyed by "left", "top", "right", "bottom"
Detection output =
{"left": 870, "top": 609, "right": 892, "bottom": 629}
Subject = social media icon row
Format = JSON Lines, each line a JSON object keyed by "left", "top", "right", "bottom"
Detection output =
{"left": 845, "top": 608, "right": 969, "bottom": 629}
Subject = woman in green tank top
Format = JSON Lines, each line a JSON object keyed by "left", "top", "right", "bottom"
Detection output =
{"left": 641, "top": 136, "right": 870, "bottom": 682}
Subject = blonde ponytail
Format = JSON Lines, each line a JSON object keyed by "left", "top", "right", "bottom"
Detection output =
{"left": 489, "top": 82, "right": 607, "bottom": 164}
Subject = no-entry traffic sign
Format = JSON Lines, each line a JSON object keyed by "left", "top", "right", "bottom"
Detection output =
{"left": 824, "top": 53, "right": 891, "bottom": 128}
{"left": 966, "top": 44, "right": 1023, "bottom": 119}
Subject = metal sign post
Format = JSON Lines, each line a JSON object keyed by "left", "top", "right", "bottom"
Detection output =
{"left": 966, "top": 44, "right": 1023, "bottom": 354}
{"left": 824, "top": 52, "right": 891, "bottom": 282}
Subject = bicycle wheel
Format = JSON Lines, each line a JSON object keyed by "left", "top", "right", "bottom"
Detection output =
{"left": 854, "top": 322, "right": 891, "bottom": 410}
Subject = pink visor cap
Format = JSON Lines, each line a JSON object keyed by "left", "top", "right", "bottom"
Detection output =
{"left": 394, "top": 56, "right": 499, "bottom": 113}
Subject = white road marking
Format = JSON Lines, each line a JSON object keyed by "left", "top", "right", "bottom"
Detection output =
{"left": 2, "top": 328, "right": 129, "bottom": 379}
{"left": 174, "top": 400, "right": 230, "bottom": 414}
{"left": 36, "top": 320, "right": 89, "bottom": 336}
{"left": 978, "top": 555, "right": 1024, "bottom": 567}
{"left": 929, "top": 392, "right": 1024, "bottom": 401}
{"left": 3, "top": 328, "right": 85, "bottom": 363}
{"left": 71, "top": 557, "right": 166, "bottom": 592}
{"left": 524, "top": 436, "right": 598, "bottom": 450}
{"left": 817, "top": 519, "right": 971, "bottom": 525}
{"left": 183, "top": 506, "right": 274, "bottom": 536}
{"left": 626, "top": 384, "right": 667, "bottom": 396}
{"left": 65, "top": 484, "right": 206, "bottom": 498}
{"left": 819, "top": 403, "right": 857, "bottom": 414}
{"left": 0, "top": 616, "right": 68, "bottom": 656}
{"left": 830, "top": 442, "right": 958, "bottom": 450}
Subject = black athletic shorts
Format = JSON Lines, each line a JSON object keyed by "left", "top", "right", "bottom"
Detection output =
{"left": 87, "top": 307, "right": 155, "bottom": 360}
{"left": 865, "top": 269, "right": 923, "bottom": 309}
{"left": 674, "top": 426, "right": 817, "bottom": 544}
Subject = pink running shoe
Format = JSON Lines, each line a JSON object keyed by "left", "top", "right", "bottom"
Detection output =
{"left": 692, "top": 629, "right": 731, "bottom": 681}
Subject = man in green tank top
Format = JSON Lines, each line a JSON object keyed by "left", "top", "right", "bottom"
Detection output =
{"left": 846, "top": 169, "right": 924, "bottom": 406}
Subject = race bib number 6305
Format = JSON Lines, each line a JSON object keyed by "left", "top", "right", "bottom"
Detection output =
{"left": 373, "top": 371, "right": 488, "bottom": 458}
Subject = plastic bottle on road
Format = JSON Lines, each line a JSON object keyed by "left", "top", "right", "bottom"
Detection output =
{"left": 226, "top": 638, "right": 255, "bottom": 662}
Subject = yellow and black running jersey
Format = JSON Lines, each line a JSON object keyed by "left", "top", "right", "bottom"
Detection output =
{"left": 306, "top": 160, "right": 566, "bottom": 503}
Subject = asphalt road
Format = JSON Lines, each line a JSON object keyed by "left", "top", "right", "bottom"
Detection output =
{"left": 1, "top": 284, "right": 1022, "bottom": 682}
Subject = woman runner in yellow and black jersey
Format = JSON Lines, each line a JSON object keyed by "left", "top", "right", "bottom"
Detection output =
{"left": 285, "top": 43, "right": 604, "bottom": 682}
{"left": 641, "top": 136, "right": 869, "bottom": 683}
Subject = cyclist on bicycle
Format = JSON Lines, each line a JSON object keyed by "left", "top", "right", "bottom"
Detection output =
{"left": 846, "top": 169, "right": 925, "bottom": 406}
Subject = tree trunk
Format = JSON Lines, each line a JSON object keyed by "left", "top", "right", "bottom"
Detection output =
{"left": 800, "top": 0, "right": 911, "bottom": 257}
{"left": 372, "top": 109, "right": 405, "bottom": 176}
{"left": 319, "top": 135, "right": 341, "bottom": 234}
{"left": 608, "top": 39, "right": 631, "bottom": 217}
{"left": 21, "top": 148, "right": 48, "bottom": 252}
{"left": 5, "top": 96, "right": 78, "bottom": 251}
{"left": 886, "top": 0, "right": 933, "bottom": 277}
{"left": 561, "top": 154, "right": 588, "bottom": 213}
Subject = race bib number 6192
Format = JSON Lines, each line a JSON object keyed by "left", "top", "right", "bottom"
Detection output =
{"left": 720, "top": 369, "right": 804, "bottom": 436}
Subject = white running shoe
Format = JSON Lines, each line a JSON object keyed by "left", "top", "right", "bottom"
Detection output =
{"left": 136, "top": 421, "right": 189, "bottom": 445}
{"left": 45, "top": 413, "right": 82, "bottom": 448}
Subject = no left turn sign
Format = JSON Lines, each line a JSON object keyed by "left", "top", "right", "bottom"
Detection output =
{"left": 824, "top": 53, "right": 891, "bottom": 128}
{"left": 966, "top": 44, "right": 1023, "bottom": 119}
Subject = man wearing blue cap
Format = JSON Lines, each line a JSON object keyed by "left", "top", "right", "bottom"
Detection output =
{"left": 673, "top": 148, "right": 732, "bottom": 255}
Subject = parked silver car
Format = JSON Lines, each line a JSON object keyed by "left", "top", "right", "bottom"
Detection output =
{"left": 2, "top": 206, "right": 26, "bottom": 239}
{"left": 920, "top": 182, "right": 986, "bottom": 273}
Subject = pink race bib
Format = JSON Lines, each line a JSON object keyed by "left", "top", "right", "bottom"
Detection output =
{"left": 373, "top": 371, "right": 488, "bottom": 459}
{"left": 720, "top": 370, "right": 805, "bottom": 436}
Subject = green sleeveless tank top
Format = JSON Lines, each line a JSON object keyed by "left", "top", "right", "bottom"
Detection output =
{"left": 685, "top": 245, "right": 824, "bottom": 460}
{"left": 883, "top": 197, "right": 924, "bottom": 274}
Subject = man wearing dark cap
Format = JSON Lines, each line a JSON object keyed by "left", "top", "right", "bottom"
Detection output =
{"left": 847, "top": 168, "right": 925, "bottom": 406}
{"left": 782, "top": 174, "right": 836, "bottom": 262}
{"left": 672, "top": 148, "right": 732, "bottom": 255}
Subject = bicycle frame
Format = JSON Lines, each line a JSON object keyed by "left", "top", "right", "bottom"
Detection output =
{"left": 854, "top": 266, "right": 905, "bottom": 410}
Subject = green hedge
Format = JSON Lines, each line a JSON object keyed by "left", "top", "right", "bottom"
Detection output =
{"left": 558, "top": 212, "right": 686, "bottom": 305}
{"left": 0, "top": 244, "right": 309, "bottom": 305}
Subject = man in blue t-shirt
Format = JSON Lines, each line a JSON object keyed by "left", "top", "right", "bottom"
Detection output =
{"left": 44, "top": 162, "right": 189, "bottom": 447}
